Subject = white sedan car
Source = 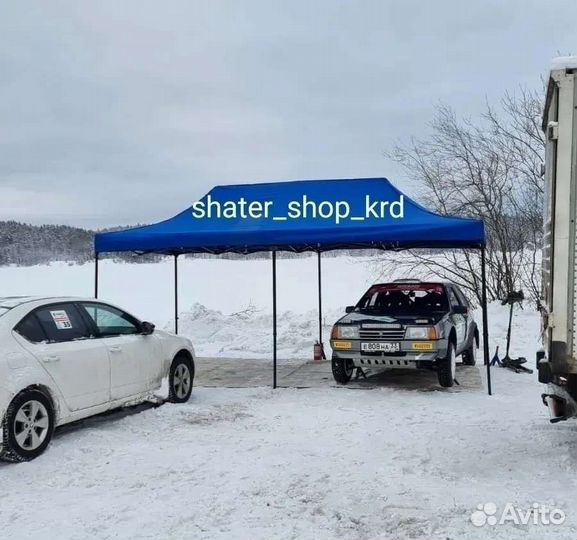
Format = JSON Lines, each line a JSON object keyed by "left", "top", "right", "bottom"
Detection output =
{"left": 0, "top": 296, "right": 195, "bottom": 462}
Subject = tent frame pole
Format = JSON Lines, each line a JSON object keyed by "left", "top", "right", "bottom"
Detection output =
{"left": 317, "top": 250, "right": 323, "bottom": 349}
{"left": 94, "top": 252, "right": 99, "bottom": 298}
{"left": 272, "top": 251, "right": 277, "bottom": 389}
{"left": 174, "top": 254, "right": 179, "bottom": 335}
{"left": 481, "top": 246, "right": 491, "bottom": 395}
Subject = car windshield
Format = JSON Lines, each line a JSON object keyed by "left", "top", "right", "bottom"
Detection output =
{"left": 355, "top": 283, "right": 449, "bottom": 315}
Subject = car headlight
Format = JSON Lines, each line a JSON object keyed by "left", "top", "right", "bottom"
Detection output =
{"left": 405, "top": 326, "right": 438, "bottom": 340}
{"left": 331, "top": 325, "right": 359, "bottom": 339}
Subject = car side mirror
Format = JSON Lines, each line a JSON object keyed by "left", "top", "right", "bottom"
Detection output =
{"left": 452, "top": 305, "right": 468, "bottom": 315}
{"left": 141, "top": 321, "right": 155, "bottom": 335}
{"left": 345, "top": 305, "right": 356, "bottom": 313}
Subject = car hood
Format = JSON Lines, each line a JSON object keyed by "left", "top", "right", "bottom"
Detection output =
{"left": 336, "top": 311, "right": 444, "bottom": 326}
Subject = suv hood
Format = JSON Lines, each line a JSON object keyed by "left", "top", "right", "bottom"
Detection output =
{"left": 336, "top": 310, "right": 444, "bottom": 326}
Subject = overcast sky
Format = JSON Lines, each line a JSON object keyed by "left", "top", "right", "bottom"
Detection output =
{"left": 1, "top": 1, "right": 575, "bottom": 228}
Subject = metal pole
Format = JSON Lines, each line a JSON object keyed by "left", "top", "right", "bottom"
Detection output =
{"left": 94, "top": 252, "right": 99, "bottom": 298}
{"left": 481, "top": 247, "right": 492, "bottom": 395}
{"left": 174, "top": 254, "right": 179, "bottom": 335}
{"left": 504, "top": 302, "right": 514, "bottom": 361}
{"left": 317, "top": 251, "right": 323, "bottom": 346}
{"left": 272, "top": 251, "right": 277, "bottom": 389}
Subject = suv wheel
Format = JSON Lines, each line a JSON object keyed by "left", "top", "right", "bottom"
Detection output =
{"left": 1, "top": 389, "right": 55, "bottom": 462}
{"left": 462, "top": 340, "right": 476, "bottom": 366}
{"left": 332, "top": 358, "right": 354, "bottom": 384}
{"left": 168, "top": 354, "right": 194, "bottom": 403}
{"left": 437, "top": 343, "right": 456, "bottom": 388}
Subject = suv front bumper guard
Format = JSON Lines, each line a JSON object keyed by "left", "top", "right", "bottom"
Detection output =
{"left": 331, "top": 345, "right": 448, "bottom": 370}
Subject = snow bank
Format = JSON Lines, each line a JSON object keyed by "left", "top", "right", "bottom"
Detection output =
{"left": 176, "top": 302, "right": 344, "bottom": 360}
{"left": 0, "top": 256, "right": 544, "bottom": 361}
{"left": 173, "top": 299, "right": 541, "bottom": 363}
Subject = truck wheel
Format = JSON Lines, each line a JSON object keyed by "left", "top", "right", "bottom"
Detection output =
{"left": 168, "top": 354, "right": 194, "bottom": 403}
{"left": 332, "top": 358, "right": 354, "bottom": 384}
{"left": 462, "top": 341, "right": 476, "bottom": 366}
{"left": 1, "top": 389, "right": 55, "bottom": 462}
{"left": 437, "top": 343, "right": 456, "bottom": 388}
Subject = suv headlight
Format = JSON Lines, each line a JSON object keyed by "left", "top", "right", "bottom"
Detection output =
{"left": 405, "top": 326, "right": 438, "bottom": 340}
{"left": 331, "top": 325, "right": 359, "bottom": 339}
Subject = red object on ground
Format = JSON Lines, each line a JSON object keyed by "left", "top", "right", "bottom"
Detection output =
{"left": 314, "top": 342, "right": 326, "bottom": 362}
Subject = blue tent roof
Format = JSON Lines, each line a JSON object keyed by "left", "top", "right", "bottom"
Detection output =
{"left": 95, "top": 178, "right": 485, "bottom": 254}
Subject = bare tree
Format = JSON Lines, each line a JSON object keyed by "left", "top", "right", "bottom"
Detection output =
{"left": 384, "top": 88, "right": 545, "bottom": 305}
{"left": 228, "top": 301, "right": 262, "bottom": 319}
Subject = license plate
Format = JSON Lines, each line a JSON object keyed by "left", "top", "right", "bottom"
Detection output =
{"left": 412, "top": 342, "right": 434, "bottom": 350}
{"left": 361, "top": 342, "right": 400, "bottom": 353}
{"left": 333, "top": 340, "right": 352, "bottom": 350}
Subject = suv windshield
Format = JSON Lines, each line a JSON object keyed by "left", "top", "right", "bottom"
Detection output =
{"left": 356, "top": 283, "right": 449, "bottom": 315}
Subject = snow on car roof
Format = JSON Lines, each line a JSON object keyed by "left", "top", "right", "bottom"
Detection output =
{"left": 0, "top": 296, "right": 41, "bottom": 308}
{"left": 0, "top": 297, "right": 39, "bottom": 317}
{"left": 0, "top": 296, "right": 82, "bottom": 310}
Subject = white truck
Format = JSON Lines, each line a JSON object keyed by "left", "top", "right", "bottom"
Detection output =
{"left": 538, "top": 56, "right": 577, "bottom": 422}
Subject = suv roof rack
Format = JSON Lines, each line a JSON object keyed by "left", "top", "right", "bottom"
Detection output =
{"left": 393, "top": 279, "right": 422, "bottom": 283}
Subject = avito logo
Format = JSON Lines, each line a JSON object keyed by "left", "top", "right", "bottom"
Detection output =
{"left": 470, "top": 502, "right": 565, "bottom": 527}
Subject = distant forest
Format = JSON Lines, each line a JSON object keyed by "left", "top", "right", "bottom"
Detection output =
{"left": 0, "top": 221, "right": 367, "bottom": 267}
{"left": 0, "top": 221, "right": 161, "bottom": 266}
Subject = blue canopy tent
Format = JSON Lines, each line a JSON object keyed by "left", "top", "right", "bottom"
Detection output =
{"left": 95, "top": 178, "right": 492, "bottom": 393}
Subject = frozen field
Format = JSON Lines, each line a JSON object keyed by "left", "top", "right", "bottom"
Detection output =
{"left": 0, "top": 255, "right": 382, "bottom": 359}
{"left": 0, "top": 257, "right": 576, "bottom": 539}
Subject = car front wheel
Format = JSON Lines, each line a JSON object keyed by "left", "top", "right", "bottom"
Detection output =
{"left": 437, "top": 343, "right": 456, "bottom": 388}
{"left": 332, "top": 358, "right": 354, "bottom": 384}
{"left": 168, "top": 354, "right": 194, "bottom": 403}
{"left": 1, "top": 389, "right": 55, "bottom": 462}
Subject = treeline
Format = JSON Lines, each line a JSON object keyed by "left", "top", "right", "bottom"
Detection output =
{"left": 0, "top": 221, "right": 163, "bottom": 266}
{"left": 0, "top": 220, "right": 373, "bottom": 267}
{"left": 0, "top": 221, "right": 94, "bottom": 266}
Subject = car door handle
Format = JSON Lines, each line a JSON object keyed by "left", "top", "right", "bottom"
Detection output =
{"left": 108, "top": 346, "right": 122, "bottom": 353}
{"left": 43, "top": 355, "right": 60, "bottom": 363}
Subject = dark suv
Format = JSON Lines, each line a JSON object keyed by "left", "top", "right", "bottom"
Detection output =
{"left": 330, "top": 280, "right": 478, "bottom": 387}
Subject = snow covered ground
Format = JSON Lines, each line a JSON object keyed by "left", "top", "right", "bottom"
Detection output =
{"left": 0, "top": 256, "right": 576, "bottom": 539}
{"left": 0, "top": 370, "right": 574, "bottom": 539}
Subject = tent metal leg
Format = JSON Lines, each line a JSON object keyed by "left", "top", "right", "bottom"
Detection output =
{"left": 481, "top": 247, "right": 492, "bottom": 395}
{"left": 272, "top": 251, "right": 277, "bottom": 389}
{"left": 94, "top": 252, "right": 99, "bottom": 298}
{"left": 174, "top": 254, "right": 179, "bottom": 335}
{"left": 317, "top": 251, "right": 323, "bottom": 347}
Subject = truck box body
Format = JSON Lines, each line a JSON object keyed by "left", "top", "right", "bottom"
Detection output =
{"left": 540, "top": 56, "right": 577, "bottom": 420}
